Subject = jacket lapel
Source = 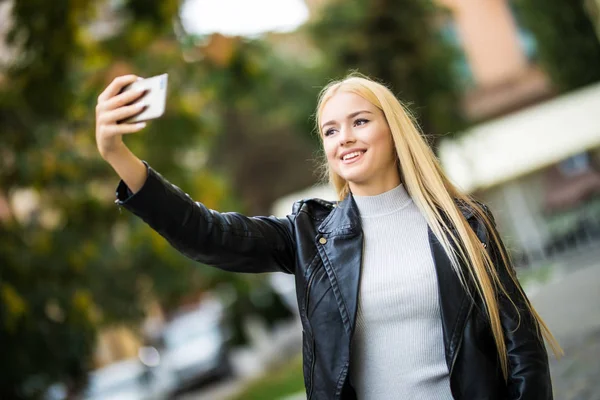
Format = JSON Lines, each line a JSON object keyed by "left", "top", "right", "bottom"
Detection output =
{"left": 317, "top": 195, "right": 363, "bottom": 337}
{"left": 316, "top": 193, "right": 477, "bottom": 366}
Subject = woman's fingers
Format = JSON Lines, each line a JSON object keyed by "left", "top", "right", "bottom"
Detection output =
{"left": 103, "top": 121, "right": 147, "bottom": 136}
{"left": 99, "top": 87, "right": 147, "bottom": 112}
{"left": 95, "top": 74, "right": 148, "bottom": 159}
{"left": 97, "top": 75, "right": 140, "bottom": 103}
{"left": 99, "top": 102, "right": 146, "bottom": 125}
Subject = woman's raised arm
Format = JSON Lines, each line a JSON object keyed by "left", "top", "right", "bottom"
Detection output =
{"left": 115, "top": 164, "right": 297, "bottom": 274}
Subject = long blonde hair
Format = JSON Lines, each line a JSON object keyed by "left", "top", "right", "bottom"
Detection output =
{"left": 315, "top": 74, "right": 562, "bottom": 379}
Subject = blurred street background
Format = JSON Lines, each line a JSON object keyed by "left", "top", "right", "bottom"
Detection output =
{"left": 1, "top": 0, "right": 600, "bottom": 399}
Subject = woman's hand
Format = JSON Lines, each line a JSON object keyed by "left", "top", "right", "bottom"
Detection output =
{"left": 95, "top": 74, "right": 149, "bottom": 194}
{"left": 95, "top": 74, "right": 147, "bottom": 160}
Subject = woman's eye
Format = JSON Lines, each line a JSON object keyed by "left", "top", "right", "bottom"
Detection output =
{"left": 354, "top": 118, "right": 369, "bottom": 126}
{"left": 324, "top": 128, "right": 336, "bottom": 137}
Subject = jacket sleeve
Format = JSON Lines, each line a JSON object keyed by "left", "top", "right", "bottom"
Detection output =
{"left": 479, "top": 204, "right": 553, "bottom": 400}
{"left": 115, "top": 163, "right": 297, "bottom": 274}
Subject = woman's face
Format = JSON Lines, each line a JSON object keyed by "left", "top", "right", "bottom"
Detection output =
{"left": 320, "top": 91, "right": 400, "bottom": 196}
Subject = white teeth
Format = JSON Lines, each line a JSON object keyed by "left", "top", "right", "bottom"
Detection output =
{"left": 342, "top": 151, "right": 364, "bottom": 161}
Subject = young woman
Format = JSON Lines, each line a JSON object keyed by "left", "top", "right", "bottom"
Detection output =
{"left": 95, "top": 73, "right": 562, "bottom": 400}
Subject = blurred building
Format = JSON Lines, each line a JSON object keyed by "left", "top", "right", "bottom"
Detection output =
{"left": 439, "top": 85, "right": 600, "bottom": 266}
{"left": 272, "top": 0, "right": 600, "bottom": 268}
{"left": 437, "top": 0, "right": 553, "bottom": 121}
{"left": 435, "top": 0, "right": 600, "bottom": 265}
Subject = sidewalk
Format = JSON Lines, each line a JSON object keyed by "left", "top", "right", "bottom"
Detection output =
{"left": 528, "top": 262, "right": 600, "bottom": 400}
{"left": 529, "top": 259, "right": 600, "bottom": 345}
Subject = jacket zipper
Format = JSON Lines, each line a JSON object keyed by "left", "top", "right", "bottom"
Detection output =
{"left": 449, "top": 335, "right": 463, "bottom": 378}
{"left": 308, "top": 336, "right": 316, "bottom": 400}
{"left": 304, "top": 267, "right": 317, "bottom": 314}
{"left": 449, "top": 303, "right": 472, "bottom": 377}
{"left": 449, "top": 239, "right": 485, "bottom": 375}
{"left": 343, "top": 240, "right": 364, "bottom": 397}
{"left": 304, "top": 267, "right": 317, "bottom": 400}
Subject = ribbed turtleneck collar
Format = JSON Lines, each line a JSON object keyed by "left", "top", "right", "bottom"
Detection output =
{"left": 352, "top": 184, "right": 412, "bottom": 218}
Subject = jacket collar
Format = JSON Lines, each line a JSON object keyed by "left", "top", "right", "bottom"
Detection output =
{"left": 317, "top": 194, "right": 361, "bottom": 235}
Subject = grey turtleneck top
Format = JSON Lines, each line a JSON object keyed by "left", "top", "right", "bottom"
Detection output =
{"left": 349, "top": 184, "right": 453, "bottom": 399}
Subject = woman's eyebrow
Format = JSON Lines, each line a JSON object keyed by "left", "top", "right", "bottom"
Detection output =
{"left": 321, "top": 110, "right": 373, "bottom": 130}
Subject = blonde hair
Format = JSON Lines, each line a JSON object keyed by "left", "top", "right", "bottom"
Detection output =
{"left": 315, "top": 73, "right": 562, "bottom": 379}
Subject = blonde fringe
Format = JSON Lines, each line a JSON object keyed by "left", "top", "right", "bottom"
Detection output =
{"left": 315, "top": 73, "right": 563, "bottom": 380}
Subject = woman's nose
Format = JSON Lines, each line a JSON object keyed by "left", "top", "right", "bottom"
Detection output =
{"left": 338, "top": 126, "right": 356, "bottom": 145}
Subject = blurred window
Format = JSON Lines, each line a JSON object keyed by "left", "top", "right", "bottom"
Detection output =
{"left": 558, "top": 153, "right": 591, "bottom": 177}
{"left": 440, "top": 19, "right": 474, "bottom": 89}
{"left": 508, "top": 2, "right": 538, "bottom": 62}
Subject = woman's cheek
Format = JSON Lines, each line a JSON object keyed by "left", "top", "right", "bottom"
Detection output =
{"left": 325, "top": 144, "right": 337, "bottom": 165}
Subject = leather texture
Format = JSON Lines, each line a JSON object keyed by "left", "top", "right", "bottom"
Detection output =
{"left": 116, "top": 164, "right": 553, "bottom": 400}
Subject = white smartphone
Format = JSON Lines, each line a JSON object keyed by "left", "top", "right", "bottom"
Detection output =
{"left": 118, "top": 73, "right": 168, "bottom": 124}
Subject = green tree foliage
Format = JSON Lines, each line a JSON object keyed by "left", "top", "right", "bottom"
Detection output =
{"left": 513, "top": 0, "right": 600, "bottom": 91}
{"left": 0, "top": 1, "right": 203, "bottom": 396}
{"left": 308, "top": 0, "right": 466, "bottom": 146}
{"left": 0, "top": 1, "right": 315, "bottom": 397}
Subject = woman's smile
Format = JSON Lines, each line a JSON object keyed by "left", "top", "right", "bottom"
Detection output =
{"left": 340, "top": 149, "right": 367, "bottom": 164}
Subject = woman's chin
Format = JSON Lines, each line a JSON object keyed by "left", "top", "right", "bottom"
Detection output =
{"left": 340, "top": 173, "right": 369, "bottom": 188}
{"left": 339, "top": 164, "right": 367, "bottom": 179}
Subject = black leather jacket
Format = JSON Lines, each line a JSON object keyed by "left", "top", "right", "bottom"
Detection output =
{"left": 116, "top": 165, "right": 552, "bottom": 400}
